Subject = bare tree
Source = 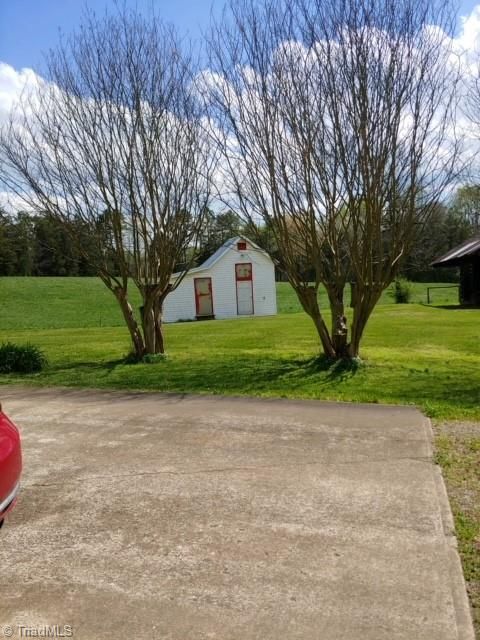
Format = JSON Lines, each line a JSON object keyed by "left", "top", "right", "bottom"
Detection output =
{"left": 0, "top": 7, "right": 215, "bottom": 357}
{"left": 205, "top": 0, "right": 460, "bottom": 358}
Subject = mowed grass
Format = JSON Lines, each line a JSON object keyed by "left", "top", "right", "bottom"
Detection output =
{"left": 0, "top": 277, "right": 477, "bottom": 420}
{"left": 0, "top": 276, "right": 460, "bottom": 329}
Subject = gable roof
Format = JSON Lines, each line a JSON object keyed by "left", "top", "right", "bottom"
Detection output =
{"left": 174, "top": 236, "right": 271, "bottom": 278}
{"left": 431, "top": 235, "right": 480, "bottom": 268}
{"left": 199, "top": 236, "right": 269, "bottom": 269}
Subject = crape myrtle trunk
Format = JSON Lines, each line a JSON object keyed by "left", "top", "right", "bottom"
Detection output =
{"left": 114, "top": 285, "right": 169, "bottom": 359}
{"left": 140, "top": 286, "right": 171, "bottom": 356}
{"left": 114, "top": 287, "right": 146, "bottom": 359}
{"left": 295, "top": 282, "right": 384, "bottom": 360}
{"left": 295, "top": 285, "right": 337, "bottom": 359}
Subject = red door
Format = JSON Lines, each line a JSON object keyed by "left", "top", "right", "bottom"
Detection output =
{"left": 194, "top": 277, "right": 213, "bottom": 316}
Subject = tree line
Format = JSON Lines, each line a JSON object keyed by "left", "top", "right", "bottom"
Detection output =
{"left": 0, "top": 210, "right": 96, "bottom": 276}
{"left": 0, "top": 0, "right": 476, "bottom": 360}
{"left": 2, "top": 188, "right": 477, "bottom": 282}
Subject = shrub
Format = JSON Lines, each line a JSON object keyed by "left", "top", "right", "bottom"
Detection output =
{"left": 0, "top": 342, "right": 48, "bottom": 374}
{"left": 392, "top": 278, "right": 412, "bottom": 304}
{"left": 141, "top": 353, "right": 168, "bottom": 364}
{"left": 124, "top": 351, "right": 167, "bottom": 365}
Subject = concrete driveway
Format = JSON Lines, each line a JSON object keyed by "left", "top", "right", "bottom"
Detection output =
{"left": 0, "top": 388, "right": 474, "bottom": 640}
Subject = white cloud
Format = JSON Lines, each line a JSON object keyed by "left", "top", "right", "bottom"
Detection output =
{"left": 0, "top": 190, "right": 34, "bottom": 213}
{"left": 0, "top": 64, "right": 44, "bottom": 213}
{"left": 0, "top": 62, "right": 40, "bottom": 128}
{"left": 458, "top": 6, "right": 480, "bottom": 53}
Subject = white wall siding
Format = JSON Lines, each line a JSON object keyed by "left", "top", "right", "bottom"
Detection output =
{"left": 163, "top": 238, "right": 277, "bottom": 323}
{"left": 163, "top": 276, "right": 196, "bottom": 323}
{"left": 210, "top": 247, "right": 276, "bottom": 319}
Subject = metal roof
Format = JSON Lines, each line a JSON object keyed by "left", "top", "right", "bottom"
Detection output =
{"left": 431, "top": 235, "right": 480, "bottom": 267}
{"left": 172, "top": 236, "right": 270, "bottom": 279}
{"left": 196, "top": 237, "right": 241, "bottom": 270}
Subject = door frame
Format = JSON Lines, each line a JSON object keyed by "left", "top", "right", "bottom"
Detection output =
{"left": 194, "top": 277, "right": 214, "bottom": 317}
{"left": 235, "top": 263, "right": 254, "bottom": 316}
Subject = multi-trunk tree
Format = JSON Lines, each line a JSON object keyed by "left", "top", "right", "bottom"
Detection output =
{"left": 0, "top": 8, "right": 215, "bottom": 357}
{"left": 205, "top": 0, "right": 460, "bottom": 358}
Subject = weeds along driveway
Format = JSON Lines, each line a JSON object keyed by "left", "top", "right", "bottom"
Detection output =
{"left": 0, "top": 387, "right": 474, "bottom": 640}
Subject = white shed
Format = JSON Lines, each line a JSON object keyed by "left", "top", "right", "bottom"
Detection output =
{"left": 163, "top": 236, "right": 277, "bottom": 323}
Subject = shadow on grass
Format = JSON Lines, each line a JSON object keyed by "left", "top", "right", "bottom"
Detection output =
{"left": 5, "top": 350, "right": 478, "bottom": 419}
{"left": 51, "top": 358, "right": 126, "bottom": 373}
{"left": 150, "top": 354, "right": 363, "bottom": 393}
{"left": 422, "top": 303, "right": 480, "bottom": 310}
{"left": 29, "top": 353, "right": 362, "bottom": 392}
{"left": 299, "top": 355, "right": 363, "bottom": 382}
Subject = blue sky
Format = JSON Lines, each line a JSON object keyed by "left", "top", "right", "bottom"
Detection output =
{"left": 1, "top": 0, "right": 479, "bottom": 70}
{"left": 0, "top": 0, "right": 220, "bottom": 70}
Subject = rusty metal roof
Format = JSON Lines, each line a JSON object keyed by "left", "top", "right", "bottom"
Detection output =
{"left": 431, "top": 235, "right": 480, "bottom": 267}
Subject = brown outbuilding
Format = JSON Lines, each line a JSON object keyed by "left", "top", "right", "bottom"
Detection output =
{"left": 431, "top": 235, "right": 480, "bottom": 305}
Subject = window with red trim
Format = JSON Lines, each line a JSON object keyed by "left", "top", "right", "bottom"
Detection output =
{"left": 237, "top": 241, "right": 247, "bottom": 250}
{"left": 235, "top": 263, "right": 252, "bottom": 281}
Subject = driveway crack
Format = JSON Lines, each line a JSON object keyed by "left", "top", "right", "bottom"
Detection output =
{"left": 26, "top": 455, "right": 432, "bottom": 487}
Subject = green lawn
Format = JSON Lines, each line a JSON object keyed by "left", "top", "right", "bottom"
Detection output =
{"left": 0, "top": 276, "right": 460, "bottom": 329}
{"left": 0, "top": 278, "right": 477, "bottom": 420}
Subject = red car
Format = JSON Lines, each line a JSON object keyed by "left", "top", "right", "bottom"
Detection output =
{"left": 0, "top": 405, "right": 22, "bottom": 529}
